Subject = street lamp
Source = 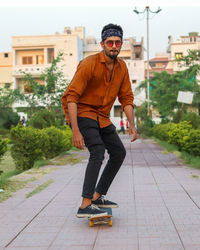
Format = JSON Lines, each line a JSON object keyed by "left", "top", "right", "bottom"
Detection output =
{"left": 133, "top": 6, "right": 162, "bottom": 116}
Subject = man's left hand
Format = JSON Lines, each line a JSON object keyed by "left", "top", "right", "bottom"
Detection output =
{"left": 129, "top": 125, "right": 137, "bottom": 142}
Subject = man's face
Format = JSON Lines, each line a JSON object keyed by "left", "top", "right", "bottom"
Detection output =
{"left": 101, "top": 36, "right": 122, "bottom": 60}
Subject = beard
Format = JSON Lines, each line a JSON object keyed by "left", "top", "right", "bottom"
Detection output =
{"left": 104, "top": 48, "right": 119, "bottom": 61}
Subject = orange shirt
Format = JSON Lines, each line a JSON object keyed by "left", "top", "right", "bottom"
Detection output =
{"left": 62, "top": 51, "right": 134, "bottom": 128}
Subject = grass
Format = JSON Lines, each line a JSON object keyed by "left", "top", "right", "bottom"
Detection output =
{"left": 33, "top": 159, "right": 52, "bottom": 169}
{"left": 191, "top": 175, "right": 199, "bottom": 178}
{"left": 26, "top": 179, "right": 54, "bottom": 198}
{"left": 0, "top": 146, "right": 84, "bottom": 203}
{"left": 0, "top": 177, "right": 36, "bottom": 203}
{"left": 50, "top": 153, "right": 85, "bottom": 166}
{"left": 0, "top": 151, "right": 22, "bottom": 189}
{"left": 0, "top": 151, "right": 15, "bottom": 173}
{"left": 155, "top": 138, "right": 200, "bottom": 169}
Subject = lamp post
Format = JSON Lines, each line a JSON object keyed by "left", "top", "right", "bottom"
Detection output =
{"left": 133, "top": 6, "right": 161, "bottom": 116}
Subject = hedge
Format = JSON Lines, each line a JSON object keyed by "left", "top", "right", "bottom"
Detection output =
{"left": 0, "top": 136, "right": 8, "bottom": 161}
{"left": 152, "top": 121, "right": 200, "bottom": 157}
{"left": 43, "top": 126, "right": 72, "bottom": 159}
{"left": 10, "top": 125, "right": 72, "bottom": 170}
{"left": 152, "top": 123, "right": 174, "bottom": 141}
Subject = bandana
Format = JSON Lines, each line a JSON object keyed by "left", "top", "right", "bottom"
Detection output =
{"left": 102, "top": 28, "right": 123, "bottom": 41}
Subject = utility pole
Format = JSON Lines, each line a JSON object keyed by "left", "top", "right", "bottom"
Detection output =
{"left": 133, "top": 6, "right": 162, "bottom": 116}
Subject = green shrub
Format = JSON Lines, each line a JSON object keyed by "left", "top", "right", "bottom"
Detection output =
{"left": 0, "top": 128, "right": 10, "bottom": 138}
{"left": 10, "top": 126, "right": 48, "bottom": 170}
{"left": 172, "top": 110, "right": 184, "bottom": 123}
{"left": 152, "top": 123, "right": 174, "bottom": 141}
{"left": 43, "top": 126, "right": 72, "bottom": 159}
{"left": 137, "top": 116, "right": 154, "bottom": 136}
{"left": 0, "top": 136, "right": 8, "bottom": 161}
{"left": 181, "top": 112, "right": 200, "bottom": 129}
{"left": 168, "top": 121, "right": 192, "bottom": 150}
{"left": 180, "top": 129, "right": 200, "bottom": 156}
{"left": 0, "top": 108, "right": 20, "bottom": 129}
{"left": 10, "top": 125, "right": 72, "bottom": 170}
{"left": 28, "top": 109, "right": 56, "bottom": 129}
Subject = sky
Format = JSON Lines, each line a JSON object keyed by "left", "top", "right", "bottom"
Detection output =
{"left": 0, "top": 0, "right": 199, "bottom": 58}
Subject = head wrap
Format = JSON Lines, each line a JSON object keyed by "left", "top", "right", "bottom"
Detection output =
{"left": 101, "top": 28, "right": 123, "bottom": 41}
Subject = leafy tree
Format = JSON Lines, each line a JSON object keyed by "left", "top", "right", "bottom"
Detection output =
{"left": 136, "top": 58, "right": 200, "bottom": 118}
{"left": 176, "top": 49, "right": 200, "bottom": 113}
{"left": 0, "top": 85, "right": 21, "bottom": 129}
{"left": 0, "top": 84, "right": 22, "bottom": 109}
{"left": 18, "top": 52, "right": 68, "bottom": 118}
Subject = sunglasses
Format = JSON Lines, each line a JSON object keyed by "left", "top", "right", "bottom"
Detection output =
{"left": 105, "top": 40, "right": 122, "bottom": 48}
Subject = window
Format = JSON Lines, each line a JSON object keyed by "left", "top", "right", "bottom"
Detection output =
{"left": 4, "top": 53, "right": 8, "bottom": 58}
{"left": 36, "top": 55, "right": 44, "bottom": 64}
{"left": 22, "top": 56, "right": 33, "bottom": 65}
{"left": 24, "top": 84, "right": 33, "bottom": 93}
{"left": 175, "top": 53, "right": 183, "bottom": 60}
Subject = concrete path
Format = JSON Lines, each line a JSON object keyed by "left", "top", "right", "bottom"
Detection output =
{"left": 1, "top": 136, "right": 200, "bottom": 250}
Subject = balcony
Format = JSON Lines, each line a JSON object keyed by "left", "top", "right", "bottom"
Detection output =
{"left": 12, "top": 65, "right": 49, "bottom": 77}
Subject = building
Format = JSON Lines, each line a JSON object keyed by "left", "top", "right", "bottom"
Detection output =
{"left": 0, "top": 26, "right": 145, "bottom": 127}
{"left": 167, "top": 32, "right": 200, "bottom": 72}
{"left": 145, "top": 53, "right": 174, "bottom": 79}
{"left": 12, "top": 27, "right": 84, "bottom": 94}
{"left": 0, "top": 52, "right": 12, "bottom": 89}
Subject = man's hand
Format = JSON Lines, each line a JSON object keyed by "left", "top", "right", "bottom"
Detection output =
{"left": 129, "top": 125, "right": 137, "bottom": 142}
{"left": 72, "top": 129, "right": 85, "bottom": 150}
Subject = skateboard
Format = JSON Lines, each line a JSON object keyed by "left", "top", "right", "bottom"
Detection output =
{"left": 88, "top": 208, "right": 112, "bottom": 227}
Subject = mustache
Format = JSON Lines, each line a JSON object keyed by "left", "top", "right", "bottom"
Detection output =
{"left": 110, "top": 50, "right": 118, "bottom": 53}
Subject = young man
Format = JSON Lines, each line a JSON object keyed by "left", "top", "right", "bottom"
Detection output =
{"left": 62, "top": 24, "right": 137, "bottom": 218}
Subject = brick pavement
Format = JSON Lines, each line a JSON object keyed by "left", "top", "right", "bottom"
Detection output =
{"left": 1, "top": 136, "right": 200, "bottom": 250}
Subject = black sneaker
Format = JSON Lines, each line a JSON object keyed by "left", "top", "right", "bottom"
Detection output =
{"left": 76, "top": 204, "right": 108, "bottom": 218}
{"left": 92, "top": 195, "right": 118, "bottom": 208}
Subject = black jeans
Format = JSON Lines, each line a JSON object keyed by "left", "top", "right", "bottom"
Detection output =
{"left": 77, "top": 117, "right": 126, "bottom": 199}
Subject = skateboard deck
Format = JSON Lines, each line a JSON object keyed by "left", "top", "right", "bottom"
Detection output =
{"left": 88, "top": 208, "right": 112, "bottom": 227}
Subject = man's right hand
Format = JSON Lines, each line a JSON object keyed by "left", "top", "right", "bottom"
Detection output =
{"left": 72, "top": 129, "right": 85, "bottom": 150}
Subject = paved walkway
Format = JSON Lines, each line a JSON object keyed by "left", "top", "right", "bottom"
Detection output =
{"left": 1, "top": 137, "right": 200, "bottom": 250}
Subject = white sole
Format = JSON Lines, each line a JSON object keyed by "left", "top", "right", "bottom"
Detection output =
{"left": 76, "top": 212, "right": 108, "bottom": 218}
{"left": 94, "top": 205, "right": 118, "bottom": 208}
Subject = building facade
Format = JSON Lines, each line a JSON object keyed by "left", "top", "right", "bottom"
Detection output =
{"left": 0, "top": 52, "right": 12, "bottom": 89}
{"left": 167, "top": 32, "right": 200, "bottom": 72}
{"left": 12, "top": 27, "right": 84, "bottom": 93}
{"left": 0, "top": 26, "right": 145, "bottom": 127}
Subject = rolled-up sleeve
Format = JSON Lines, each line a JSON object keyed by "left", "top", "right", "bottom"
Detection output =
{"left": 62, "top": 59, "right": 92, "bottom": 114}
{"left": 118, "top": 67, "right": 134, "bottom": 109}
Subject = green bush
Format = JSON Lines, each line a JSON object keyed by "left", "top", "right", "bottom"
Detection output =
{"left": 0, "top": 108, "right": 20, "bottom": 129}
{"left": 28, "top": 109, "right": 56, "bottom": 129}
{"left": 43, "top": 126, "right": 72, "bottom": 159}
{"left": 10, "top": 125, "right": 72, "bottom": 170}
{"left": 152, "top": 123, "right": 174, "bottom": 141}
{"left": 0, "top": 136, "right": 8, "bottom": 161}
{"left": 181, "top": 112, "right": 200, "bottom": 129}
{"left": 179, "top": 129, "right": 200, "bottom": 156}
{"left": 168, "top": 121, "right": 192, "bottom": 150}
{"left": 10, "top": 126, "right": 48, "bottom": 170}
{"left": 137, "top": 116, "right": 154, "bottom": 136}
{"left": 0, "top": 128, "right": 10, "bottom": 138}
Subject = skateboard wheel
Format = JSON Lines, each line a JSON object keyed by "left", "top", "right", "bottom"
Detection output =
{"left": 108, "top": 220, "right": 112, "bottom": 226}
{"left": 89, "top": 220, "right": 94, "bottom": 227}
